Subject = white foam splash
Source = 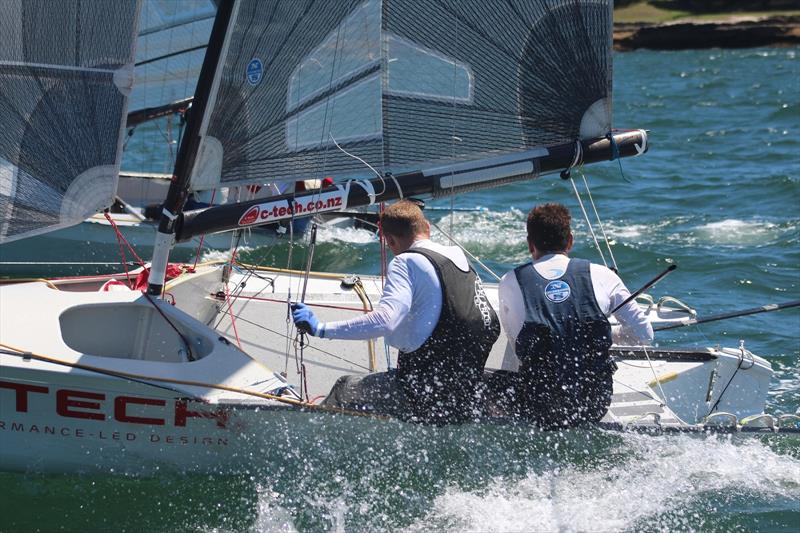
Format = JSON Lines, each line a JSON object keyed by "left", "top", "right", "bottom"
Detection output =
{"left": 199, "top": 246, "right": 254, "bottom": 263}
{"left": 429, "top": 208, "right": 529, "bottom": 261}
{"left": 252, "top": 485, "right": 299, "bottom": 533}
{"left": 410, "top": 434, "right": 800, "bottom": 532}
{"left": 316, "top": 224, "right": 377, "bottom": 245}
{"left": 693, "top": 219, "right": 785, "bottom": 247}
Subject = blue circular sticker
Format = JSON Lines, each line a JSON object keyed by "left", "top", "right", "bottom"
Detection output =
{"left": 544, "top": 280, "right": 571, "bottom": 303}
{"left": 246, "top": 58, "right": 263, "bottom": 86}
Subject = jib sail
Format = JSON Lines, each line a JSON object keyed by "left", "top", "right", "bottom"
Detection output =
{"left": 0, "top": 0, "right": 140, "bottom": 243}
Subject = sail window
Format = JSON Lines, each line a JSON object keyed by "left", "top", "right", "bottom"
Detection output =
{"left": 287, "top": 0, "right": 381, "bottom": 113}
{"left": 286, "top": 74, "right": 382, "bottom": 150}
{"left": 385, "top": 35, "right": 473, "bottom": 103}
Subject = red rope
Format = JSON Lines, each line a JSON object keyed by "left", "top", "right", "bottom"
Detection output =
{"left": 104, "top": 211, "right": 146, "bottom": 287}
{"left": 191, "top": 188, "right": 217, "bottom": 270}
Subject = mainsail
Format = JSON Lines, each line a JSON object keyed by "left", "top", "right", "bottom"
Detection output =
{"left": 123, "top": 0, "right": 216, "bottom": 174}
{"left": 188, "top": 0, "right": 613, "bottom": 191}
{"left": 0, "top": 0, "right": 140, "bottom": 243}
{"left": 131, "top": 0, "right": 216, "bottom": 113}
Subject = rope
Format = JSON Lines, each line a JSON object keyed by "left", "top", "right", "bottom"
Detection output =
{"left": 222, "top": 279, "right": 242, "bottom": 349}
{"left": 642, "top": 345, "right": 668, "bottom": 409}
{"left": 191, "top": 188, "right": 217, "bottom": 270}
{"left": 707, "top": 341, "right": 750, "bottom": 416}
{"left": 104, "top": 211, "right": 147, "bottom": 287}
{"left": 227, "top": 314, "right": 372, "bottom": 372}
{"left": 141, "top": 292, "right": 194, "bottom": 361}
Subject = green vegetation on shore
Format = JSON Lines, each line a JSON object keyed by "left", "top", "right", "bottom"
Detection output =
{"left": 614, "top": 1, "right": 800, "bottom": 24}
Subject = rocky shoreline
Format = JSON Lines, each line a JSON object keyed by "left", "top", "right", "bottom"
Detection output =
{"left": 613, "top": 15, "right": 800, "bottom": 50}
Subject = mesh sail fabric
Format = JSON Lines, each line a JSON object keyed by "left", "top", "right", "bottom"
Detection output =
{"left": 132, "top": 0, "right": 216, "bottom": 112}
{"left": 0, "top": 0, "right": 139, "bottom": 243}
{"left": 192, "top": 0, "right": 611, "bottom": 191}
{"left": 125, "top": 0, "right": 216, "bottom": 174}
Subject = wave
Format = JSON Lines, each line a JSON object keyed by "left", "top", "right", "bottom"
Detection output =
{"left": 692, "top": 219, "right": 796, "bottom": 248}
{"left": 408, "top": 434, "right": 800, "bottom": 532}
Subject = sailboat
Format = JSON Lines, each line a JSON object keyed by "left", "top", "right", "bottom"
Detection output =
{"left": 0, "top": 0, "right": 793, "bottom": 474}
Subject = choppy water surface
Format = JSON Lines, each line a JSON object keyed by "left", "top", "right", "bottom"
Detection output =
{"left": 2, "top": 48, "right": 799, "bottom": 531}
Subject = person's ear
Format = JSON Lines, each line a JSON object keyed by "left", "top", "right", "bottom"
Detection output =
{"left": 566, "top": 232, "right": 574, "bottom": 252}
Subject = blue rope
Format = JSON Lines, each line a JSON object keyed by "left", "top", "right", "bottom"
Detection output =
{"left": 607, "top": 132, "right": 631, "bottom": 183}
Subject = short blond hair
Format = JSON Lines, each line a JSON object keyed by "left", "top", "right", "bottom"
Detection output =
{"left": 380, "top": 200, "right": 428, "bottom": 239}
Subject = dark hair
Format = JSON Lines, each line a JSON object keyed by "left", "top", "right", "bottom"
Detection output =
{"left": 380, "top": 200, "right": 428, "bottom": 239}
{"left": 526, "top": 203, "right": 572, "bottom": 252}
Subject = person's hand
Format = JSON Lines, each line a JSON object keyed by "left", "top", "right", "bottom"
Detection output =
{"left": 291, "top": 302, "right": 320, "bottom": 336}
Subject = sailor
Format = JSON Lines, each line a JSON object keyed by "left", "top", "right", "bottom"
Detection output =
{"left": 291, "top": 200, "right": 500, "bottom": 424}
{"left": 497, "top": 203, "right": 653, "bottom": 427}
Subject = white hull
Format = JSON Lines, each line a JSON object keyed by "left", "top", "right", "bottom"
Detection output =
{"left": 0, "top": 264, "right": 779, "bottom": 473}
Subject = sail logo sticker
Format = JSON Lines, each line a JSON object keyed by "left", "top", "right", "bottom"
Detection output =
{"left": 239, "top": 206, "right": 260, "bottom": 225}
{"left": 544, "top": 280, "right": 571, "bottom": 303}
{"left": 238, "top": 191, "right": 346, "bottom": 227}
{"left": 246, "top": 58, "right": 263, "bottom": 86}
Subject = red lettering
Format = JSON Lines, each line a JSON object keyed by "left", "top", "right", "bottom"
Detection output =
{"left": 315, "top": 200, "right": 324, "bottom": 210}
{"left": 334, "top": 197, "right": 342, "bottom": 207}
{"left": 260, "top": 210, "right": 269, "bottom": 220}
{"left": 278, "top": 206, "right": 287, "bottom": 216}
{"left": 174, "top": 400, "right": 229, "bottom": 428}
{"left": 114, "top": 396, "right": 166, "bottom": 426}
{"left": 0, "top": 380, "right": 49, "bottom": 412}
{"left": 56, "top": 389, "right": 105, "bottom": 421}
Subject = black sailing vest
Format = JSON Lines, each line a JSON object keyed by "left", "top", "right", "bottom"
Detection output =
{"left": 513, "top": 258, "right": 615, "bottom": 427}
{"left": 396, "top": 248, "right": 500, "bottom": 425}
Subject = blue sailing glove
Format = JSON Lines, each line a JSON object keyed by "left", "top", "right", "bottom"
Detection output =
{"left": 291, "top": 302, "right": 321, "bottom": 336}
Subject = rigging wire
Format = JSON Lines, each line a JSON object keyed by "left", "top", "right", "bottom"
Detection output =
{"left": 568, "top": 176, "right": 608, "bottom": 268}
{"left": 578, "top": 168, "right": 619, "bottom": 272}
{"left": 429, "top": 220, "right": 501, "bottom": 282}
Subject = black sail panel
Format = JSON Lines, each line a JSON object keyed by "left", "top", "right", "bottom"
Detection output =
{"left": 191, "top": 0, "right": 612, "bottom": 192}
{"left": 382, "top": 0, "right": 611, "bottom": 173}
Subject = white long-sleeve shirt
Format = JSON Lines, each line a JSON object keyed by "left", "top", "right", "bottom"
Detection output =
{"left": 498, "top": 254, "right": 654, "bottom": 352}
{"left": 320, "top": 239, "right": 469, "bottom": 352}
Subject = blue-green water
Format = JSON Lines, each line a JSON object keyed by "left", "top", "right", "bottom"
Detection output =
{"left": 1, "top": 48, "right": 799, "bottom": 532}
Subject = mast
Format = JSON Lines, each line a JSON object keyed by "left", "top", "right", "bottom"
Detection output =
{"left": 176, "top": 130, "right": 648, "bottom": 241}
{"left": 146, "top": 0, "right": 236, "bottom": 296}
